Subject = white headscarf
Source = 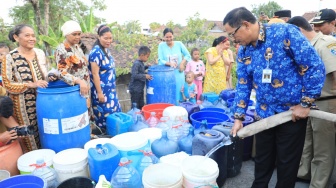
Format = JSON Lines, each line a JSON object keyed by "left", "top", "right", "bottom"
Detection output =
{"left": 61, "top": 20, "right": 82, "bottom": 36}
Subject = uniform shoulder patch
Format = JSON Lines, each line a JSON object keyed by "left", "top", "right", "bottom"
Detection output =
{"left": 327, "top": 43, "right": 336, "bottom": 56}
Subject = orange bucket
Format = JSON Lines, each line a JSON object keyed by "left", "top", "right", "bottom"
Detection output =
{"left": 142, "top": 103, "right": 174, "bottom": 120}
{"left": 0, "top": 140, "right": 23, "bottom": 176}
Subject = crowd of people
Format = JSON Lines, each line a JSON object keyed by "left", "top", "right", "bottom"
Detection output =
{"left": 0, "top": 6, "right": 335, "bottom": 188}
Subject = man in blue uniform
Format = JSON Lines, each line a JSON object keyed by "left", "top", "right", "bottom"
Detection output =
{"left": 223, "top": 7, "right": 325, "bottom": 188}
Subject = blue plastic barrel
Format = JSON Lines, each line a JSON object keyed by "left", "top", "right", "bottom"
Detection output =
{"left": 146, "top": 65, "right": 176, "bottom": 104}
{"left": 190, "top": 111, "right": 229, "bottom": 129}
{"left": 88, "top": 143, "right": 121, "bottom": 182}
{"left": 106, "top": 112, "right": 133, "bottom": 136}
{"left": 0, "top": 175, "right": 46, "bottom": 188}
{"left": 36, "top": 81, "right": 90, "bottom": 153}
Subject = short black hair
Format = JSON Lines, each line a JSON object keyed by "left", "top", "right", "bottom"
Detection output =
{"left": 190, "top": 48, "right": 199, "bottom": 56}
{"left": 138, "top": 46, "right": 151, "bottom": 56}
{"left": 0, "top": 43, "right": 9, "bottom": 49}
{"left": 223, "top": 7, "right": 257, "bottom": 28}
{"left": 163, "top": 28, "right": 174, "bottom": 36}
{"left": 287, "top": 16, "right": 313, "bottom": 32}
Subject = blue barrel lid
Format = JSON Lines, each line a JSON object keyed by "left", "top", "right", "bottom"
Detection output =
{"left": 147, "top": 65, "right": 175, "bottom": 72}
{"left": 37, "top": 84, "right": 80, "bottom": 94}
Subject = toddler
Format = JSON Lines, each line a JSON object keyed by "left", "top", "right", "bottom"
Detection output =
{"left": 181, "top": 71, "right": 198, "bottom": 104}
{"left": 185, "top": 48, "right": 205, "bottom": 100}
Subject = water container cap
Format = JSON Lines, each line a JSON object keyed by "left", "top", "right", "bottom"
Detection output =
{"left": 84, "top": 138, "right": 111, "bottom": 151}
{"left": 36, "top": 159, "right": 45, "bottom": 165}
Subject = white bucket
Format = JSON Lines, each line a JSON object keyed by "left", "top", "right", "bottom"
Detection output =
{"left": 163, "top": 106, "right": 188, "bottom": 122}
{"left": 110, "top": 132, "right": 149, "bottom": 169}
{"left": 52, "top": 148, "right": 88, "bottom": 183}
{"left": 160, "top": 152, "right": 190, "bottom": 168}
{"left": 84, "top": 138, "right": 111, "bottom": 151}
{"left": 17, "top": 149, "right": 56, "bottom": 174}
{"left": 181, "top": 155, "right": 219, "bottom": 188}
{"left": 0, "top": 170, "right": 10, "bottom": 181}
{"left": 142, "top": 163, "right": 183, "bottom": 188}
{"left": 138, "top": 128, "right": 162, "bottom": 145}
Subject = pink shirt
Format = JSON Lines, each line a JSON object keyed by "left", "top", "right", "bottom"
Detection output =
{"left": 185, "top": 60, "right": 205, "bottom": 81}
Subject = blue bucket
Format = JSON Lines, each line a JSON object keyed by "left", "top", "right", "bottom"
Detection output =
{"left": 201, "top": 107, "right": 226, "bottom": 113}
{"left": 0, "top": 175, "right": 46, "bottom": 188}
{"left": 36, "top": 84, "right": 90, "bottom": 153}
{"left": 146, "top": 65, "right": 176, "bottom": 104}
{"left": 106, "top": 112, "right": 133, "bottom": 136}
{"left": 190, "top": 111, "right": 229, "bottom": 129}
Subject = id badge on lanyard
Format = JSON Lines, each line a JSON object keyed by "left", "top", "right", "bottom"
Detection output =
{"left": 262, "top": 68, "right": 272, "bottom": 83}
{"left": 262, "top": 47, "right": 273, "bottom": 83}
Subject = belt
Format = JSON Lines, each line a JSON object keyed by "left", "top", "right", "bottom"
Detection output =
{"left": 316, "top": 96, "right": 336, "bottom": 101}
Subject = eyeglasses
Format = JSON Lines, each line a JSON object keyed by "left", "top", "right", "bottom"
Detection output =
{"left": 228, "top": 25, "right": 242, "bottom": 38}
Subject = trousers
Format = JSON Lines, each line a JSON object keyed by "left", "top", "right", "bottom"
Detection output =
{"left": 297, "top": 99, "right": 336, "bottom": 188}
{"left": 251, "top": 118, "right": 307, "bottom": 188}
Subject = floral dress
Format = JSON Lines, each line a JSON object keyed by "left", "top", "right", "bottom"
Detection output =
{"left": 88, "top": 45, "right": 121, "bottom": 128}
{"left": 54, "top": 42, "right": 91, "bottom": 110}
{"left": 2, "top": 48, "right": 48, "bottom": 152}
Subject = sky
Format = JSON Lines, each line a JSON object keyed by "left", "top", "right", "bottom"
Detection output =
{"left": 0, "top": 0, "right": 335, "bottom": 27}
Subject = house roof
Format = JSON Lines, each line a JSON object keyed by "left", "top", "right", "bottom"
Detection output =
{"left": 80, "top": 33, "right": 159, "bottom": 70}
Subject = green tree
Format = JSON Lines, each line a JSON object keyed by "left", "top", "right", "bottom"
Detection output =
{"left": 149, "top": 22, "right": 161, "bottom": 31}
{"left": 251, "top": 1, "right": 282, "bottom": 19}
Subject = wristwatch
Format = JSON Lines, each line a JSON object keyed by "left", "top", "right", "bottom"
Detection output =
{"left": 300, "top": 101, "right": 311, "bottom": 108}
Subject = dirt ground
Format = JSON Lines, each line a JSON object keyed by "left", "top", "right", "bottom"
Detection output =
{"left": 222, "top": 160, "right": 336, "bottom": 188}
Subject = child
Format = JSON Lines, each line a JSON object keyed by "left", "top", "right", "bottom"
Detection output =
{"left": 128, "top": 46, "right": 152, "bottom": 109}
{"left": 181, "top": 71, "right": 198, "bottom": 104}
{"left": 185, "top": 48, "right": 205, "bottom": 100}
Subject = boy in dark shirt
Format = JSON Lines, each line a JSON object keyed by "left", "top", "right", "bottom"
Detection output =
{"left": 129, "top": 46, "right": 152, "bottom": 109}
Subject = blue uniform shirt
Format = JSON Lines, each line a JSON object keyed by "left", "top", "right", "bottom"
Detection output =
{"left": 233, "top": 23, "right": 325, "bottom": 120}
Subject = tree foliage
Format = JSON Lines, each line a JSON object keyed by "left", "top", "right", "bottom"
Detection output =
{"left": 9, "top": 0, "right": 106, "bottom": 33}
{"left": 251, "top": 1, "right": 283, "bottom": 18}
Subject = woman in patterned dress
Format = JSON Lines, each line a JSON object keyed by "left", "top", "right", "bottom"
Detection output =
{"left": 2, "top": 24, "right": 49, "bottom": 152}
{"left": 54, "top": 20, "right": 91, "bottom": 114}
{"left": 88, "top": 25, "right": 121, "bottom": 129}
{"left": 203, "top": 36, "right": 233, "bottom": 94}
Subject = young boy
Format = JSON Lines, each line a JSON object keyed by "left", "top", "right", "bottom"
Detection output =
{"left": 128, "top": 46, "right": 152, "bottom": 109}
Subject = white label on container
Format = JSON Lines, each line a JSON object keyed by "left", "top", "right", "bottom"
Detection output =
{"left": 147, "top": 87, "right": 154, "bottom": 94}
{"left": 61, "top": 111, "right": 89, "bottom": 134}
{"left": 43, "top": 118, "right": 59, "bottom": 134}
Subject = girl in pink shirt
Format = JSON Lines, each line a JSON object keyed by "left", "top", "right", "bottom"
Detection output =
{"left": 185, "top": 48, "right": 205, "bottom": 100}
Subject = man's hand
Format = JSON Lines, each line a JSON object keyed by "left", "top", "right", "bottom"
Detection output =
{"left": 231, "top": 119, "right": 243, "bottom": 137}
{"left": 290, "top": 104, "right": 310, "bottom": 122}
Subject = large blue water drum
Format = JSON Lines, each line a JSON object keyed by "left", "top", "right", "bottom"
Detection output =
{"left": 36, "top": 81, "right": 90, "bottom": 153}
{"left": 146, "top": 65, "right": 176, "bottom": 104}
